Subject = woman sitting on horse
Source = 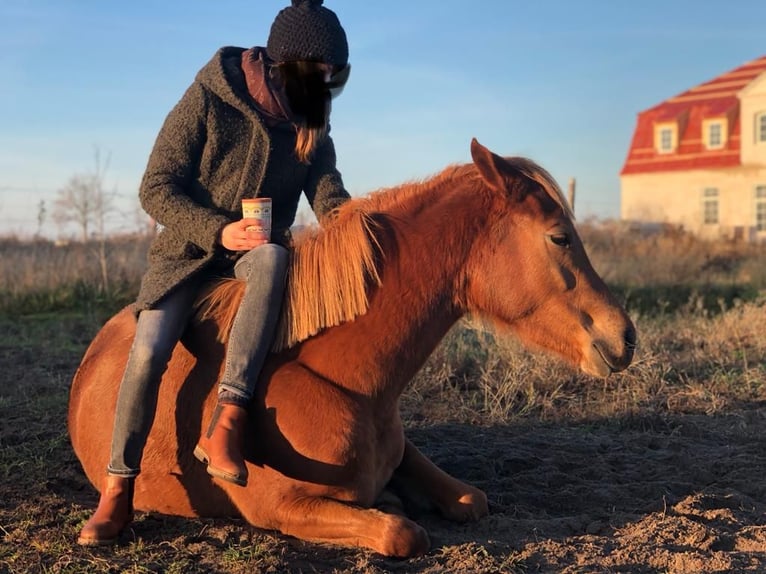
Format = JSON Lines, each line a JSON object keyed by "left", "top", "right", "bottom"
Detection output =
{"left": 77, "top": 0, "right": 352, "bottom": 546}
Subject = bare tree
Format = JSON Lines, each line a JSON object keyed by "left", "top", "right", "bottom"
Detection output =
{"left": 35, "top": 199, "right": 46, "bottom": 238}
{"left": 53, "top": 148, "right": 115, "bottom": 242}
{"left": 53, "top": 148, "right": 117, "bottom": 292}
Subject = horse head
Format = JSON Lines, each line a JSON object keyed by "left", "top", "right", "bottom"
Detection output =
{"left": 465, "top": 139, "right": 635, "bottom": 377}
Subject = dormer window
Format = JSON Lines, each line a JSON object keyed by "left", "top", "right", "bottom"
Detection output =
{"left": 703, "top": 120, "right": 726, "bottom": 149}
{"left": 655, "top": 124, "right": 676, "bottom": 153}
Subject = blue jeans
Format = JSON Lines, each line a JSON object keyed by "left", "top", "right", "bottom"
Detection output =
{"left": 107, "top": 244, "right": 289, "bottom": 477}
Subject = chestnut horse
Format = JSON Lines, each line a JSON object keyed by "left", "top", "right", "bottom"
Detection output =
{"left": 68, "top": 139, "right": 635, "bottom": 557}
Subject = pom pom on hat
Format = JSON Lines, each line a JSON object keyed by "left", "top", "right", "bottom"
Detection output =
{"left": 266, "top": 0, "right": 348, "bottom": 68}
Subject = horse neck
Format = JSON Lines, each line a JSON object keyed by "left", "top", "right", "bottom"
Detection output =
{"left": 353, "top": 181, "right": 485, "bottom": 398}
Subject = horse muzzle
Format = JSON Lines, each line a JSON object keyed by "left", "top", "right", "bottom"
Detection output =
{"left": 582, "top": 324, "right": 636, "bottom": 377}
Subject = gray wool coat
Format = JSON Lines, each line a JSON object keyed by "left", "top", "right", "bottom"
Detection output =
{"left": 135, "top": 46, "right": 350, "bottom": 312}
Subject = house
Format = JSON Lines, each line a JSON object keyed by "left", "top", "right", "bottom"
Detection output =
{"left": 620, "top": 55, "right": 766, "bottom": 241}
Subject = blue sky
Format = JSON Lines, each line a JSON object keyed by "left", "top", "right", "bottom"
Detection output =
{"left": 1, "top": 0, "right": 765, "bottom": 237}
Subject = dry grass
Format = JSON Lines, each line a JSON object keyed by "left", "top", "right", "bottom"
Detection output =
{"left": 0, "top": 235, "right": 150, "bottom": 314}
{"left": 579, "top": 219, "right": 766, "bottom": 288}
{"left": 403, "top": 296, "right": 766, "bottom": 426}
{"left": 2, "top": 223, "right": 763, "bottom": 317}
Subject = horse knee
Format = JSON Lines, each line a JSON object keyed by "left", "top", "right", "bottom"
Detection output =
{"left": 377, "top": 513, "right": 430, "bottom": 558}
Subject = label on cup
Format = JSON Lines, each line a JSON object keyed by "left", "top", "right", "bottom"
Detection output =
{"left": 242, "top": 198, "right": 272, "bottom": 240}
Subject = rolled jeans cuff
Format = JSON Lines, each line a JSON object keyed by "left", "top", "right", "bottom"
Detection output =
{"left": 218, "top": 386, "right": 250, "bottom": 407}
{"left": 106, "top": 466, "right": 140, "bottom": 479}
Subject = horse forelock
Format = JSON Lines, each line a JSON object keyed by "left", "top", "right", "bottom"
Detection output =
{"left": 501, "top": 157, "right": 574, "bottom": 221}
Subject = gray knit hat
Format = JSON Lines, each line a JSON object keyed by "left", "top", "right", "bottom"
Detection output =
{"left": 266, "top": 0, "right": 348, "bottom": 68}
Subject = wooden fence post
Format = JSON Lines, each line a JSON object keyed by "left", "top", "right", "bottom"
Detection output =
{"left": 567, "top": 178, "right": 576, "bottom": 214}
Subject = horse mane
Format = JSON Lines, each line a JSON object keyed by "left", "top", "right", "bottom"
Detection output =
{"left": 196, "top": 154, "right": 570, "bottom": 351}
{"left": 196, "top": 205, "right": 383, "bottom": 352}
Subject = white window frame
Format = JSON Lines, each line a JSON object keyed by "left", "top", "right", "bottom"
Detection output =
{"left": 704, "top": 120, "right": 725, "bottom": 149}
{"left": 756, "top": 185, "right": 766, "bottom": 232}
{"left": 702, "top": 187, "right": 719, "bottom": 225}
{"left": 655, "top": 124, "right": 676, "bottom": 154}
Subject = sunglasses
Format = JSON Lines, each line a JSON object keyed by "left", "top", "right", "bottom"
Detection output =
{"left": 326, "top": 64, "right": 351, "bottom": 99}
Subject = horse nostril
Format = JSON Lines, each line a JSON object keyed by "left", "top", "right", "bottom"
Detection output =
{"left": 624, "top": 325, "right": 637, "bottom": 349}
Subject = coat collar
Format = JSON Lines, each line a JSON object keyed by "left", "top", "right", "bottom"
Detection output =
{"left": 195, "top": 46, "right": 259, "bottom": 118}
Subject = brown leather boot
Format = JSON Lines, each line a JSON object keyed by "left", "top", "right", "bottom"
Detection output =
{"left": 193, "top": 404, "right": 249, "bottom": 487}
{"left": 77, "top": 475, "right": 134, "bottom": 546}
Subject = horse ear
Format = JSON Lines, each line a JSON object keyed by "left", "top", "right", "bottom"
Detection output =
{"left": 470, "top": 138, "right": 527, "bottom": 202}
{"left": 471, "top": 138, "right": 508, "bottom": 194}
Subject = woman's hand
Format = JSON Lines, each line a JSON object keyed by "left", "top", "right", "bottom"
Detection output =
{"left": 219, "top": 219, "right": 270, "bottom": 251}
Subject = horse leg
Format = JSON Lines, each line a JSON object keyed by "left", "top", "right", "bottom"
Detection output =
{"left": 391, "top": 438, "right": 488, "bottom": 522}
{"left": 374, "top": 488, "right": 408, "bottom": 517}
{"left": 265, "top": 496, "right": 430, "bottom": 557}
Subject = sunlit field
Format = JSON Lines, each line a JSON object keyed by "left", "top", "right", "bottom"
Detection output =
{"left": 1, "top": 223, "right": 765, "bottom": 573}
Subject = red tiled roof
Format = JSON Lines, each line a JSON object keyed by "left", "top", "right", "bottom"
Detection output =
{"left": 621, "top": 55, "right": 766, "bottom": 175}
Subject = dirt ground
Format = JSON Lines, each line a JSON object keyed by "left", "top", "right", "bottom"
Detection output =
{"left": 2, "top": 314, "right": 766, "bottom": 573}
{"left": 404, "top": 416, "right": 766, "bottom": 573}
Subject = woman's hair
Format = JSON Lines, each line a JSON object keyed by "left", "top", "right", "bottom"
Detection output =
{"left": 295, "top": 123, "right": 327, "bottom": 164}
{"left": 275, "top": 61, "right": 332, "bottom": 163}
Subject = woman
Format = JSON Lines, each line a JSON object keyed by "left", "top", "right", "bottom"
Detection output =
{"left": 78, "top": 0, "right": 351, "bottom": 546}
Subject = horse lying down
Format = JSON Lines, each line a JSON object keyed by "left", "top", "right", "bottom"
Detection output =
{"left": 68, "top": 139, "right": 635, "bottom": 557}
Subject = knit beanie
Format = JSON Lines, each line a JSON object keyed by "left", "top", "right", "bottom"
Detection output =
{"left": 266, "top": 0, "right": 348, "bottom": 68}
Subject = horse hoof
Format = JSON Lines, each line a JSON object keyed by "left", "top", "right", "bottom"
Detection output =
{"left": 379, "top": 514, "right": 431, "bottom": 557}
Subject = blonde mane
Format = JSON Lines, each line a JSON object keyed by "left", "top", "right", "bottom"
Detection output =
{"left": 275, "top": 206, "right": 383, "bottom": 350}
{"left": 197, "top": 204, "right": 383, "bottom": 352}
{"left": 197, "top": 155, "right": 569, "bottom": 351}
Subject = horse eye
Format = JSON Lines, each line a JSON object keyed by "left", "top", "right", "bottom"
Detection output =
{"left": 550, "top": 233, "right": 571, "bottom": 248}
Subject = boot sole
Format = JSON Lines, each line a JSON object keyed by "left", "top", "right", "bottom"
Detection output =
{"left": 76, "top": 512, "right": 134, "bottom": 546}
{"left": 193, "top": 445, "right": 248, "bottom": 487}
{"left": 77, "top": 535, "right": 119, "bottom": 547}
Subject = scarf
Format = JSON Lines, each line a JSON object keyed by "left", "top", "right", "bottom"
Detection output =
{"left": 240, "top": 47, "right": 293, "bottom": 125}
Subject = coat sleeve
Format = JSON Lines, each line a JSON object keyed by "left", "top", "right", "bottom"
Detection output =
{"left": 303, "top": 131, "right": 352, "bottom": 223}
{"left": 139, "top": 82, "right": 231, "bottom": 253}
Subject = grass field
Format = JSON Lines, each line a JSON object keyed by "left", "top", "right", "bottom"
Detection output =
{"left": 1, "top": 225, "right": 765, "bottom": 573}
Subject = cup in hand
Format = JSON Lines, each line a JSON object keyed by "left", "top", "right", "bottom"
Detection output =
{"left": 241, "top": 198, "right": 272, "bottom": 242}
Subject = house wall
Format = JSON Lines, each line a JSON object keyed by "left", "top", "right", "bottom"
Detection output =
{"left": 740, "top": 74, "right": 766, "bottom": 165}
{"left": 620, "top": 166, "right": 766, "bottom": 240}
